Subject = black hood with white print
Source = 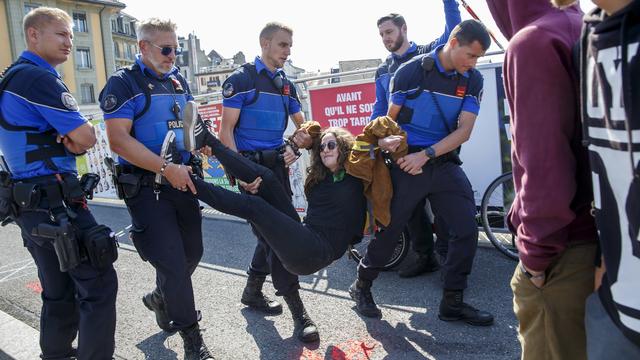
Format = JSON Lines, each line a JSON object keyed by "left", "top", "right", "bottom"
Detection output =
{"left": 580, "top": 0, "right": 640, "bottom": 346}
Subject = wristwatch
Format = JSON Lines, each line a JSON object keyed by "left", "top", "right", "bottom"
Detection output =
{"left": 424, "top": 146, "right": 436, "bottom": 158}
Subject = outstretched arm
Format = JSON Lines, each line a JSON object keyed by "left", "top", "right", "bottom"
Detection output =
{"left": 429, "top": 0, "right": 462, "bottom": 49}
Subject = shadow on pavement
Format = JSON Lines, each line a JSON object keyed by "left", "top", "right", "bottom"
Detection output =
{"left": 240, "top": 307, "right": 320, "bottom": 360}
{"left": 135, "top": 331, "right": 178, "bottom": 360}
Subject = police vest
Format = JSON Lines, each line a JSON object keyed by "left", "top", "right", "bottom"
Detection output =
{"left": 110, "top": 64, "right": 190, "bottom": 165}
{"left": 397, "top": 56, "right": 470, "bottom": 146}
{"left": 235, "top": 63, "right": 290, "bottom": 151}
{"left": 0, "top": 61, "right": 73, "bottom": 179}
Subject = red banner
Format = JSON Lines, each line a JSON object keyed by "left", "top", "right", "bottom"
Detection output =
{"left": 197, "top": 102, "right": 223, "bottom": 134}
{"left": 308, "top": 82, "right": 376, "bottom": 135}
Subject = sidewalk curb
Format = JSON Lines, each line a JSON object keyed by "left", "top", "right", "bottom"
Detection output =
{"left": 88, "top": 198, "right": 247, "bottom": 223}
{"left": 0, "top": 310, "right": 40, "bottom": 360}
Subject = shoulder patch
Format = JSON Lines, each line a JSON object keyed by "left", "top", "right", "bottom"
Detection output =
{"left": 222, "top": 82, "right": 234, "bottom": 98}
{"left": 61, "top": 92, "right": 79, "bottom": 111}
{"left": 103, "top": 94, "right": 118, "bottom": 112}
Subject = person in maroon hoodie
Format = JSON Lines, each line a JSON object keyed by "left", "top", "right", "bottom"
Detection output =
{"left": 486, "top": 1, "right": 599, "bottom": 359}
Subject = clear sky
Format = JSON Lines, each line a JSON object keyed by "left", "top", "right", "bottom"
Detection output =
{"left": 123, "top": 0, "right": 595, "bottom": 72}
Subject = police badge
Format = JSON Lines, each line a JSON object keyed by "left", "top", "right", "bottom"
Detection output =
{"left": 222, "top": 82, "right": 234, "bottom": 98}
{"left": 61, "top": 92, "right": 79, "bottom": 111}
{"left": 103, "top": 94, "right": 118, "bottom": 112}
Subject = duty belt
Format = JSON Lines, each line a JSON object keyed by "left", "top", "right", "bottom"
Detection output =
{"left": 239, "top": 148, "right": 284, "bottom": 169}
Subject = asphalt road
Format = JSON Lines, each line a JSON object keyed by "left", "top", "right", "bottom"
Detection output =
{"left": 0, "top": 203, "right": 520, "bottom": 360}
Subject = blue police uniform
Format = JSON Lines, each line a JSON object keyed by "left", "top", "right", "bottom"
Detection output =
{"left": 100, "top": 55, "right": 204, "bottom": 330}
{"left": 358, "top": 46, "right": 483, "bottom": 290}
{"left": 222, "top": 56, "right": 300, "bottom": 296}
{"left": 0, "top": 51, "right": 117, "bottom": 359}
{"left": 370, "top": 0, "right": 461, "bottom": 267}
{"left": 370, "top": 0, "right": 461, "bottom": 120}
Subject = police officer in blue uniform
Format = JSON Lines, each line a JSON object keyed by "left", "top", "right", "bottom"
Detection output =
{"left": 372, "top": 1, "right": 462, "bottom": 278}
{"left": 0, "top": 8, "right": 117, "bottom": 359}
{"left": 350, "top": 20, "right": 495, "bottom": 326}
{"left": 99, "top": 18, "right": 213, "bottom": 359}
{"left": 219, "top": 22, "right": 318, "bottom": 342}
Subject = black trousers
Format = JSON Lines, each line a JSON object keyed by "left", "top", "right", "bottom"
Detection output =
{"left": 240, "top": 155, "right": 300, "bottom": 296}
{"left": 193, "top": 139, "right": 335, "bottom": 276}
{"left": 125, "top": 185, "right": 203, "bottom": 330}
{"left": 406, "top": 199, "right": 436, "bottom": 256}
{"left": 358, "top": 161, "right": 478, "bottom": 290}
{"left": 16, "top": 202, "right": 117, "bottom": 360}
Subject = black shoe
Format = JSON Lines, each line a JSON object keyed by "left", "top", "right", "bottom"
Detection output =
{"left": 438, "top": 290, "right": 494, "bottom": 326}
{"left": 240, "top": 275, "right": 283, "bottom": 315}
{"left": 179, "top": 323, "right": 215, "bottom": 360}
{"left": 283, "top": 290, "right": 319, "bottom": 343}
{"left": 142, "top": 291, "right": 175, "bottom": 333}
{"left": 183, "top": 101, "right": 213, "bottom": 152}
{"left": 348, "top": 279, "right": 382, "bottom": 318}
{"left": 398, "top": 253, "right": 440, "bottom": 278}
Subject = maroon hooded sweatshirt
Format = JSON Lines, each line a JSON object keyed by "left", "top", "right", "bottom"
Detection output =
{"left": 486, "top": 0, "right": 597, "bottom": 272}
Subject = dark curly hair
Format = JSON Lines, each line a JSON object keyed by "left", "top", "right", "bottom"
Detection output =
{"left": 304, "top": 127, "right": 354, "bottom": 196}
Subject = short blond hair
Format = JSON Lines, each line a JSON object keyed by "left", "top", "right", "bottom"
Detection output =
{"left": 23, "top": 7, "right": 72, "bottom": 34}
{"left": 136, "top": 18, "right": 177, "bottom": 41}
{"left": 259, "top": 22, "right": 293, "bottom": 42}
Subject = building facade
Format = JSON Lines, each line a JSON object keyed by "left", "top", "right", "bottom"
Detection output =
{"left": 177, "top": 33, "right": 212, "bottom": 92}
{"left": 194, "top": 61, "right": 237, "bottom": 95}
{"left": 111, "top": 11, "right": 137, "bottom": 70}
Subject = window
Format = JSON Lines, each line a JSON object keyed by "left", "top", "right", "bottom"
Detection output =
{"left": 200, "top": 77, "right": 205, "bottom": 86}
{"left": 124, "top": 23, "right": 130, "bottom": 35}
{"left": 75, "top": 48, "right": 91, "bottom": 69}
{"left": 124, "top": 44, "right": 132, "bottom": 60}
{"left": 80, "top": 84, "right": 95, "bottom": 104}
{"left": 114, "top": 42, "right": 120, "bottom": 58}
{"left": 116, "top": 17, "right": 124, "bottom": 33}
{"left": 73, "top": 12, "right": 88, "bottom": 33}
{"left": 24, "top": 3, "right": 39, "bottom": 15}
{"left": 130, "top": 21, "right": 136, "bottom": 37}
{"left": 111, "top": 19, "right": 117, "bottom": 32}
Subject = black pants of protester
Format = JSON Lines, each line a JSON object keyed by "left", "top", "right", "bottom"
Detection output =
{"left": 193, "top": 139, "right": 335, "bottom": 276}
{"left": 241, "top": 159, "right": 300, "bottom": 296}
{"left": 358, "top": 161, "right": 478, "bottom": 290}
{"left": 16, "top": 200, "right": 117, "bottom": 360}
{"left": 125, "top": 184, "right": 203, "bottom": 330}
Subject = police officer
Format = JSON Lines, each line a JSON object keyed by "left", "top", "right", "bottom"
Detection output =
{"left": 372, "top": 1, "right": 461, "bottom": 278}
{"left": 350, "top": 20, "right": 495, "bottom": 326}
{"left": 99, "top": 18, "right": 213, "bottom": 359}
{"left": 219, "top": 22, "right": 317, "bottom": 342}
{"left": 0, "top": 7, "right": 117, "bottom": 359}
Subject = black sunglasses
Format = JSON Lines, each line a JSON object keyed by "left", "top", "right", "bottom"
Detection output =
{"left": 149, "top": 42, "right": 183, "bottom": 56}
{"left": 320, "top": 140, "right": 337, "bottom": 152}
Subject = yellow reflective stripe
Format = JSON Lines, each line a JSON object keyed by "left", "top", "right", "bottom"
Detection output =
{"left": 352, "top": 140, "right": 378, "bottom": 152}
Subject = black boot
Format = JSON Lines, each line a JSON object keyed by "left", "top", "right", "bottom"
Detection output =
{"left": 142, "top": 289, "right": 174, "bottom": 333}
{"left": 179, "top": 323, "right": 215, "bottom": 360}
{"left": 283, "top": 290, "right": 319, "bottom": 343}
{"left": 438, "top": 290, "right": 494, "bottom": 326}
{"left": 241, "top": 275, "right": 283, "bottom": 315}
{"left": 398, "top": 252, "right": 440, "bottom": 278}
{"left": 348, "top": 279, "right": 382, "bottom": 318}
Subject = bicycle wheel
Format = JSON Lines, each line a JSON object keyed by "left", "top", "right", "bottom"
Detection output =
{"left": 348, "top": 227, "right": 409, "bottom": 271}
{"left": 481, "top": 172, "right": 518, "bottom": 261}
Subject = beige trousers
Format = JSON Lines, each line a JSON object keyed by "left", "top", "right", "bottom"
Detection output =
{"left": 511, "top": 243, "right": 597, "bottom": 360}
